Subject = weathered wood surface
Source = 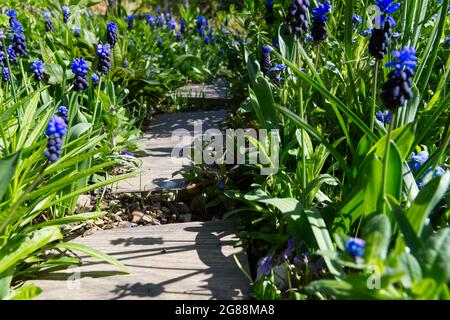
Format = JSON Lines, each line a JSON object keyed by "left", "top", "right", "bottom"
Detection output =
{"left": 29, "top": 221, "right": 250, "bottom": 300}
{"left": 170, "top": 79, "right": 231, "bottom": 103}
{"left": 114, "top": 110, "right": 226, "bottom": 193}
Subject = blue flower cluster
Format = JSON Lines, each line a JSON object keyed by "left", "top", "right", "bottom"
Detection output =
{"left": 260, "top": 45, "right": 271, "bottom": 75}
{"left": 288, "top": 0, "right": 310, "bottom": 39}
{"left": 345, "top": 238, "right": 365, "bottom": 258}
{"left": 311, "top": 0, "right": 331, "bottom": 41}
{"left": 44, "top": 12, "right": 54, "bottom": 32}
{"left": 157, "top": 36, "right": 162, "bottom": 48}
{"left": 62, "top": 6, "right": 70, "bottom": 24}
{"left": 127, "top": 15, "right": 134, "bottom": 30}
{"left": 57, "top": 105, "right": 69, "bottom": 124}
{"left": 376, "top": 110, "right": 391, "bottom": 125}
{"left": 257, "top": 254, "right": 273, "bottom": 276}
{"left": 106, "top": 22, "right": 118, "bottom": 47}
{"left": 381, "top": 47, "right": 417, "bottom": 110}
{"left": 44, "top": 115, "right": 67, "bottom": 163}
{"left": 265, "top": 0, "right": 275, "bottom": 25}
{"left": 146, "top": 14, "right": 156, "bottom": 27}
{"left": 7, "top": 10, "right": 28, "bottom": 58}
{"left": 96, "top": 43, "right": 111, "bottom": 74}
{"left": 71, "top": 58, "right": 89, "bottom": 91}
{"left": 409, "top": 150, "right": 446, "bottom": 188}
{"left": 30, "top": 60, "right": 45, "bottom": 82}
{"left": 180, "top": 18, "right": 187, "bottom": 34}
{"left": 196, "top": 15, "right": 208, "bottom": 36}
{"left": 92, "top": 73, "right": 99, "bottom": 86}
{"left": 2, "top": 67, "right": 10, "bottom": 85}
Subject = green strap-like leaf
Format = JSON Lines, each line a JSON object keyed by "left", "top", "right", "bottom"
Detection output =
{"left": 54, "top": 242, "right": 128, "bottom": 273}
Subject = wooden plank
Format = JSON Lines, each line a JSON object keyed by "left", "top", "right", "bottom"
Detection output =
{"left": 114, "top": 110, "right": 226, "bottom": 193}
{"left": 28, "top": 221, "right": 250, "bottom": 300}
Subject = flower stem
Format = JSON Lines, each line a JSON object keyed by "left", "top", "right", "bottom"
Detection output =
{"left": 379, "top": 110, "right": 396, "bottom": 214}
{"left": 370, "top": 60, "right": 379, "bottom": 132}
{"left": 297, "top": 41, "right": 307, "bottom": 204}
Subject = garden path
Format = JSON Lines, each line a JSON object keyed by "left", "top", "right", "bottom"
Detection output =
{"left": 28, "top": 80, "right": 251, "bottom": 300}
{"left": 114, "top": 109, "right": 227, "bottom": 193}
{"left": 29, "top": 221, "right": 250, "bottom": 300}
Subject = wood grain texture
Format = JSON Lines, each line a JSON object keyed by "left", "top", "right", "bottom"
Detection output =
{"left": 28, "top": 221, "right": 250, "bottom": 300}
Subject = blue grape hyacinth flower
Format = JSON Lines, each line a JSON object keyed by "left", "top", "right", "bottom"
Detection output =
{"left": 7, "top": 9, "right": 17, "bottom": 19}
{"left": 58, "top": 105, "right": 69, "bottom": 124}
{"left": 408, "top": 150, "right": 446, "bottom": 188}
{"left": 74, "top": 27, "right": 81, "bottom": 37}
{"left": 30, "top": 60, "right": 45, "bottom": 82}
{"left": 91, "top": 73, "right": 99, "bottom": 87}
{"left": 409, "top": 150, "right": 429, "bottom": 173}
{"left": 312, "top": 0, "right": 332, "bottom": 22}
{"left": 374, "top": 0, "right": 400, "bottom": 28}
{"left": 175, "top": 31, "right": 183, "bottom": 42}
{"left": 180, "top": 18, "right": 187, "bottom": 33}
{"left": 62, "top": 6, "right": 70, "bottom": 23}
{"left": 260, "top": 45, "right": 271, "bottom": 75}
{"left": 311, "top": 1, "right": 332, "bottom": 41}
{"left": 345, "top": 238, "right": 365, "bottom": 257}
{"left": 7, "top": 45, "right": 18, "bottom": 63}
{"left": 157, "top": 36, "right": 162, "bottom": 48}
{"left": 44, "top": 115, "right": 67, "bottom": 163}
{"left": 44, "top": 12, "right": 54, "bottom": 32}
{"left": 385, "top": 47, "right": 418, "bottom": 71}
{"left": 352, "top": 15, "right": 362, "bottom": 25}
{"left": 257, "top": 255, "right": 273, "bottom": 276}
{"left": 96, "top": 43, "right": 111, "bottom": 74}
{"left": 2, "top": 67, "right": 10, "bottom": 85}
{"left": 127, "top": 15, "right": 134, "bottom": 30}
{"left": 71, "top": 58, "right": 89, "bottom": 91}
{"left": 156, "top": 15, "right": 164, "bottom": 27}
{"left": 146, "top": 14, "right": 155, "bottom": 27}
{"left": 381, "top": 46, "right": 416, "bottom": 109}
{"left": 106, "top": 22, "right": 118, "bottom": 47}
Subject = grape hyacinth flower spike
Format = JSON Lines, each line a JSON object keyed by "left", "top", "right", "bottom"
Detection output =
{"left": 44, "top": 12, "right": 54, "bottom": 32}
{"left": 368, "top": 0, "right": 400, "bottom": 60}
{"left": 30, "top": 60, "right": 45, "bottom": 82}
{"left": 91, "top": 73, "right": 99, "bottom": 87}
{"left": 311, "top": 0, "right": 331, "bottom": 42}
{"left": 62, "top": 6, "right": 70, "bottom": 23}
{"left": 287, "top": 0, "right": 310, "bottom": 39}
{"left": 44, "top": 115, "right": 67, "bottom": 163}
{"left": 74, "top": 27, "right": 81, "bottom": 38}
{"left": 269, "top": 64, "right": 287, "bottom": 83}
{"left": 96, "top": 43, "right": 111, "bottom": 74}
{"left": 106, "top": 22, "right": 118, "bottom": 47}
{"left": 127, "top": 15, "right": 134, "bottom": 30}
{"left": 8, "top": 16, "right": 27, "bottom": 58}
{"left": 2, "top": 67, "right": 10, "bottom": 85}
{"left": 265, "top": 0, "right": 275, "bottom": 25}
{"left": 381, "top": 47, "right": 417, "bottom": 110}
{"left": 345, "top": 238, "right": 365, "bottom": 258}
{"left": 71, "top": 58, "right": 89, "bottom": 91}
{"left": 260, "top": 45, "right": 271, "bottom": 75}
{"left": 146, "top": 14, "right": 155, "bottom": 27}
{"left": 58, "top": 106, "right": 69, "bottom": 124}
{"left": 180, "top": 18, "right": 187, "bottom": 34}
{"left": 257, "top": 254, "right": 273, "bottom": 276}
{"left": 157, "top": 37, "right": 162, "bottom": 48}
{"left": 7, "top": 46, "right": 18, "bottom": 64}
